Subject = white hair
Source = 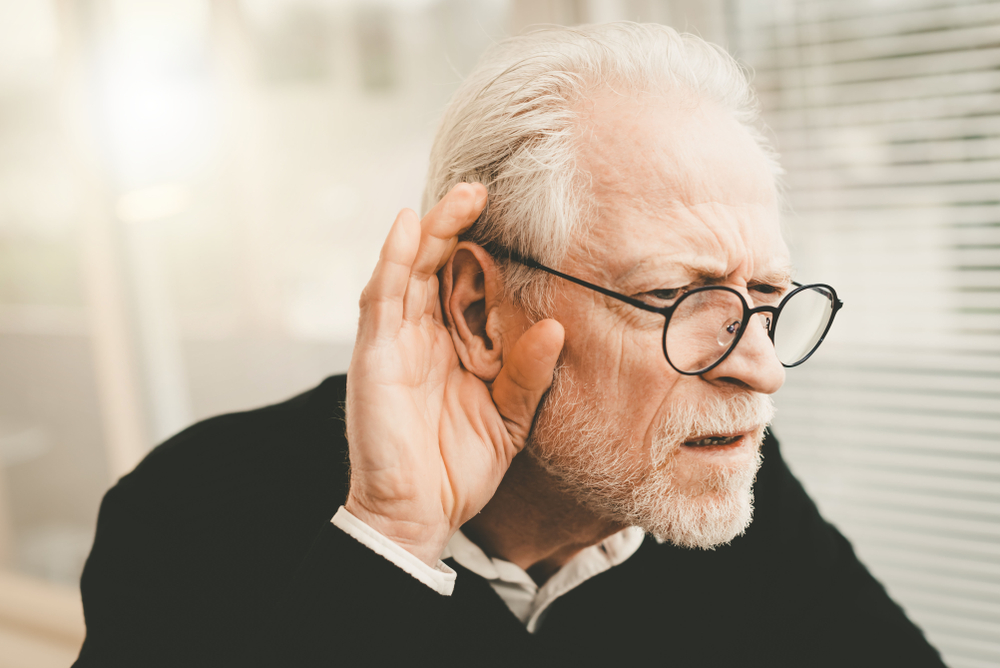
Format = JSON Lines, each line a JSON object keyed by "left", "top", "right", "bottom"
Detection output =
{"left": 422, "top": 22, "right": 780, "bottom": 314}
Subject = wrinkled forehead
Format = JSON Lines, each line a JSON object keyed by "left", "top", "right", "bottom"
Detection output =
{"left": 575, "top": 87, "right": 779, "bottom": 203}
{"left": 571, "top": 88, "right": 786, "bottom": 273}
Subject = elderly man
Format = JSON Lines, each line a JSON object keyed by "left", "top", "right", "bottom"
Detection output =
{"left": 75, "top": 23, "right": 944, "bottom": 667}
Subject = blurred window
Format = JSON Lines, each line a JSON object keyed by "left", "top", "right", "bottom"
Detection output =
{"left": 734, "top": 2, "right": 1000, "bottom": 666}
{"left": 0, "top": 0, "right": 106, "bottom": 589}
{"left": 0, "top": 0, "right": 509, "bottom": 598}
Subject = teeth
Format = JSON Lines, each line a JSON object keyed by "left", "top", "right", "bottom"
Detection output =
{"left": 686, "top": 435, "right": 740, "bottom": 447}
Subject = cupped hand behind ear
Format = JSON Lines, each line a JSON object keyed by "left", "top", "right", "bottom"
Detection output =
{"left": 344, "top": 183, "right": 565, "bottom": 566}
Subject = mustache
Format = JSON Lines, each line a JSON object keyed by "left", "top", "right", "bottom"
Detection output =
{"left": 653, "top": 391, "right": 776, "bottom": 450}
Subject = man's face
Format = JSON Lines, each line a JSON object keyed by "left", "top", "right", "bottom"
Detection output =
{"left": 524, "top": 89, "right": 791, "bottom": 548}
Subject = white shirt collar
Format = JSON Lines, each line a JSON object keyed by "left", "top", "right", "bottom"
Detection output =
{"left": 442, "top": 526, "right": 645, "bottom": 633}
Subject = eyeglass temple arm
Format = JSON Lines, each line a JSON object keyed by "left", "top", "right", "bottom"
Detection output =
{"left": 481, "top": 243, "right": 664, "bottom": 314}
{"left": 485, "top": 244, "right": 845, "bottom": 316}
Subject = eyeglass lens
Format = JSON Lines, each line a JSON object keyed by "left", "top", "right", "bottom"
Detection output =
{"left": 772, "top": 286, "right": 835, "bottom": 366}
{"left": 664, "top": 290, "right": 744, "bottom": 373}
{"left": 664, "top": 286, "right": 835, "bottom": 374}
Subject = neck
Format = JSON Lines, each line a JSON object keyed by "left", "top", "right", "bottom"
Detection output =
{"left": 462, "top": 450, "right": 625, "bottom": 586}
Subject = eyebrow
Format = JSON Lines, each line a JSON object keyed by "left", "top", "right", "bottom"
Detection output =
{"left": 624, "top": 260, "right": 795, "bottom": 287}
{"left": 750, "top": 267, "right": 795, "bottom": 286}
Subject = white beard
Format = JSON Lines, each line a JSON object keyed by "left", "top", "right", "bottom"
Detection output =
{"left": 525, "top": 371, "right": 775, "bottom": 549}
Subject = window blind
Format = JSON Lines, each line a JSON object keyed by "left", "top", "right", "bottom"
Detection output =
{"left": 732, "top": 2, "right": 1000, "bottom": 666}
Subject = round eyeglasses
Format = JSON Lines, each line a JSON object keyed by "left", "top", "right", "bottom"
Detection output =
{"left": 488, "top": 245, "right": 843, "bottom": 375}
{"left": 656, "top": 283, "right": 841, "bottom": 374}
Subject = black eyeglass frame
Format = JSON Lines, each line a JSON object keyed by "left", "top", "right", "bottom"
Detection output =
{"left": 485, "top": 244, "right": 844, "bottom": 376}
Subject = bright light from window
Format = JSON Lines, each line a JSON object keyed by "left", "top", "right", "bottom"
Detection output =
{"left": 97, "top": 0, "right": 216, "bottom": 188}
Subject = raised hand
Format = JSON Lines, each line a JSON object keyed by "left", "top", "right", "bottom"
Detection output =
{"left": 344, "top": 183, "right": 565, "bottom": 566}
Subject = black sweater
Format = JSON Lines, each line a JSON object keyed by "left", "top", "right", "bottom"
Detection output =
{"left": 74, "top": 374, "right": 946, "bottom": 667}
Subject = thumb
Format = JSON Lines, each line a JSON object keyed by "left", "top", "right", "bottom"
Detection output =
{"left": 491, "top": 318, "right": 565, "bottom": 450}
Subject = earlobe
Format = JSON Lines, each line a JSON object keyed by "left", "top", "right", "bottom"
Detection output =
{"left": 441, "top": 244, "right": 504, "bottom": 381}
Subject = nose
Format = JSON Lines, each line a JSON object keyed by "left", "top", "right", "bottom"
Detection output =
{"left": 701, "top": 311, "right": 785, "bottom": 394}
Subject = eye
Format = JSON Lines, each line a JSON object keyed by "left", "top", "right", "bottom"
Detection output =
{"left": 750, "top": 283, "right": 788, "bottom": 303}
{"left": 645, "top": 288, "right": 685, "bottom": 303}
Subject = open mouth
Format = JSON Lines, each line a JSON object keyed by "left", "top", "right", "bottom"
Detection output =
{"left": 683, "top": 434, "right": 743, "bottom": 448}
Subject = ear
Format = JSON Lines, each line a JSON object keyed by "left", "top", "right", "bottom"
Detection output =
{"left": 440, "top": 242, "right": 505, "bottom": 381}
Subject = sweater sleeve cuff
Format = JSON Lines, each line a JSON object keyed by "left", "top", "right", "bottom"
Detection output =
{"left": 331, "top": 506, "right": 456, "bottom": 596}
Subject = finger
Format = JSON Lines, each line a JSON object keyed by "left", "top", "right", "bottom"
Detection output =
{"left": 432, "top": 277, "right": 444, "bottom": 322}
{"left": 357, "top": 208, "right": 421, "bottom": 342}
{"left": 424, "top": 274, "right": 440, "bottom": 319}
{"left": 491, "top": 319, "right": 565, "bottom": 450}
{"left": 410, "top": 182, "right": 487, "bottom": 281}
{"left": 402, "top": 274, "right": 428, "bottom": 323}
{"left": 401, "top": 264, "right": 440, "bottom": 324}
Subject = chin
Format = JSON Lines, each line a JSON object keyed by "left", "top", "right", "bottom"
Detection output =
{"left": 526, "top": 367, "right": 773, "bottom": 551}
{"left": 641, "top": 466, "right": 760, "bottom": 550}
{"left": 592, "top": 440, "right": 765, "bottom": 550}
{"left": 528, "top": 425, "right": 765, "bottom": 550}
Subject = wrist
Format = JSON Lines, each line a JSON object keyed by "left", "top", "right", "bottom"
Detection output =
{"left": 343, "top": 497, "right": 451, "bottom": 567}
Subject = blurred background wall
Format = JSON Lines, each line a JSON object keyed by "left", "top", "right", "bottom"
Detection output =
{"left": 0, "top": 1, "right": 996, "bottom": 666}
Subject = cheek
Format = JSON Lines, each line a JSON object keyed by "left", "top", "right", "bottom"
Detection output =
{"left": 564, "top": 315, "right": 685, "bottom": 450}
{"left": 561, "top": 310, "right": 655, "bottom": 382}
{"left": 623, "top": 358, "right": 686, "bottom": 455}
